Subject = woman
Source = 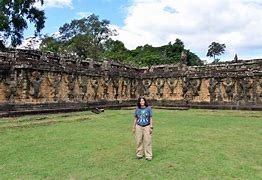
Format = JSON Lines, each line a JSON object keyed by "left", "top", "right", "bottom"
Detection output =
{"left": 132, "top": 96, "right": 153, "bottom": 161}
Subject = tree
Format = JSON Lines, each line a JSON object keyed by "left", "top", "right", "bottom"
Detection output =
{"left": 40, "top": 36, "right": 61, "bottom": 52}
{"left": 40, "top": 22, "right": 202, "bottom": 66}
{"left": 163, "top": 39, "right": 185, "bottom": 64}
{"left": 128, "top": 44, "right": 162, "bottom": 66}
{"left": 206, "top": 42, "right": 226, "bottom": 62}
{"left": 124, "top": 39, "right": 203, "bottom": 67}
{"left": 186, "top": 50, "right": 203, "bottom": 66}
{"left": 40, "top": 14, "right": 116, "bottom": 60}
{"left": 103, "top": 39, "right": 129, "bottom": 62}
{"left": 0, "top": 0, "right": 46, "bottom": 48}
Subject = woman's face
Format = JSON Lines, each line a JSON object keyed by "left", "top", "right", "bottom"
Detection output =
{"left": 140, "top": 98, "right": 145, "bottom": 106}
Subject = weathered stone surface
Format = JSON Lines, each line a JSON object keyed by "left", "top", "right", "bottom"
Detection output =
{"left": 0, "top": 49, "right": 262, "bottom": 115}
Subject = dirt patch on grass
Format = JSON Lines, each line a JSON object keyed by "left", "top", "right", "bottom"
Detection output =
{"left": 194, "top": 112, "right": 262, "bottom": 119}
{"left": 0, "top": 117, "right": 91, "bottom": 131}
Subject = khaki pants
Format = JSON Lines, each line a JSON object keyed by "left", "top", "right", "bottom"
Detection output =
{"left": 135, "top": 124, "right": 152, "bottom": 159}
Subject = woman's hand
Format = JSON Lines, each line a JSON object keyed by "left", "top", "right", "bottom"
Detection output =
{"left": 132, "top": 127, "right": 135, "bottom": 134}
{"left": 149, "top": 127, "right": 153, "bottom": 134}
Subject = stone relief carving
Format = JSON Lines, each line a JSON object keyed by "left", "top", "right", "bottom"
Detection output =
{"left": 112, "top": 77, "right": 119, "bottom": 99}
{"left": 130, "top": 78, "right": 138, "bottom": 97}
{"left": 208, "top": 78, "right": 218, "bottom": 102}
{"left": 47, "top": 72, "right": 62, "bottom": 101}
{"left": 142, "top": 79, "right": 152, "bottom": 96}
{"left": 91, "top": 77, "right": 99, "bottom": 100}
{"left": 239, "top": 77, "right": 253, "bottom": 101}
{"left": 257, "top": 78, "right": 262, "bottom": 102}
{"left": 259, "top": 78, "right": 262, "bottom": 96}
{"left": 29, "top": 71, "right": 43, "bottom": 98}
{"left": 190, "top": 79, "right": 201, "bottom": 96}
{"left": 121, "top": 78, "right": 129, "bottom": 97}
{"left": 222, "top": 78, "right": 235, "bottom": 101}
{"left": 19, "top": 69, "right": 29, "bottom": 99}
{"left": 167, "top": 78, "right": 178, "bottom": 96}
{"left": 64, "top": 74, "right": 76, "bottom": 101}
{"left": 181, "top": 77, "right": 189, "bottom": 98}
{"left": 154, "top": 78, "right": 165, "bottom": 97}
{"left": 4, "top": 71, "right": 18, "bottom": 102}
{"left": 102, "top": 76, "right": 110, "bottom": 99}
{"left": 78, "top": 75, "right": 88, "bottom": 100}
{"left": 217, "top": 79, "right": 223, "bottom": 101}
{"left": 251, "top": 78, "right": 258, "bottom": 102}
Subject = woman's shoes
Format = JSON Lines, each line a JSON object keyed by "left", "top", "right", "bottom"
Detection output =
{"left": 136, "top": 156, "right": 143, "bottom": 159}
{"left": 136, "top": 156, "right": 152, "bottom": 161}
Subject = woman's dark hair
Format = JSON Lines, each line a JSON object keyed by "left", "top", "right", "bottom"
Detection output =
{"left": 137, "top": 96, "right": 148, "bottom": 108}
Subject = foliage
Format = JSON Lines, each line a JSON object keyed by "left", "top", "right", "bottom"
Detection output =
{"left": 186, "top": 50, "right": 203, "bottom": 66}
{"left": 124, "top": 39, "right": 203, "bottom": 66}
{"left": 0, "top": 0, "right": 45, "bottom": 48}
{"left": 39, "top": 14, "right": 202, "bottom": 66}
{"left": 40, "top": 14, "right": 116, "bottom": 60}
{"left": 102, "top": 38, "right": 129, "bottom": 62}
{"left": 0, "top": 109, "right": 261, "bottom": 179}
{"left": 206, "top": 42, "right": 226, "bottom": 62}
{"left": 128, "top": 44, "right": 162, "bottom": 66}
{"left": 40, "top": 36, "right": 61, "bottom": 52}
{"left": 103, "top": 38, "right": 203, "bottom": 66}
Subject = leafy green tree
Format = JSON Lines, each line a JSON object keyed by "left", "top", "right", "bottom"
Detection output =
{"left": 40, "top": 36, "right": 61, "bottom": 52}
{"left": 206, "top": 42, "right": 226, "bottom": 62}
{"left": 40, "top": 20, "right": 202, "bottom": 66}
{"left": 172, "top": 38, "right": 184, "bottom": 52}
{"left": 0, "top": 0, "right": 45, "bottom": 48}
{"left": 103, "top": 39, "right": 129, "bottom": 62}
{"left": 186, "top": 50, "right": 203, "bottom": 66}
{"left": 162, "top": 39, "right": 185, "bottom": 64}
{"left": 121, "top": 39, "right": 202, "bottom": 67}
{"left": 40, "top": 14, "right": 116, "bottom": 60}
{"left": 128, "top": 44, "right": 161, "bottom": 66}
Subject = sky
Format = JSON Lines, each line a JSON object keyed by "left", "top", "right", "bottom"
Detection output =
{"left": 22, "top": 0, "right": 262, "bottom": 62}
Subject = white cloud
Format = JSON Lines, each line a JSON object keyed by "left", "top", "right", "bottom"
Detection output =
{"left": 77, "top": 12, "right": 92, "bottom": 18}
{"left": 113, "top": 0, "right": 262, "bottom": 61}
{"left": 35, "top": 0, "right": 73, "bottom": 9}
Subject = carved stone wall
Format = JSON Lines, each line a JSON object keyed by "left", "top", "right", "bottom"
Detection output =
{"left": 0, "top": 49, "right": 262, "bottom": 115}
{"left": 139, "top": 62, "right": 262, "bottom": 109}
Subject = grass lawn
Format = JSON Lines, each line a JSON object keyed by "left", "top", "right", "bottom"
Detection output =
{"left": 0, "top": 109, "right": 261, "bottom": 179}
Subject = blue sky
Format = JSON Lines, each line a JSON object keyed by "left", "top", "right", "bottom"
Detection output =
{"left": 22, "top": 0, "right": 262, "bottom": 62}
{"left": 45, "top": 0, "right": 128, "bottom": 32}
{"left": 25, "top": 0, "right": 129, "bottom": 36}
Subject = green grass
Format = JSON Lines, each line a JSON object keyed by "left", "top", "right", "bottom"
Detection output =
{"left": 0, "top": 109, "right": 262, "bottom": 179}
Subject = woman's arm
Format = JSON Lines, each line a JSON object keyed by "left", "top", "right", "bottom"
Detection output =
{"left": 150, "top": 117, "right": 153, "bottom": 134}
{"left": 132, "top": 117, "right": 137, "bottom": 133}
